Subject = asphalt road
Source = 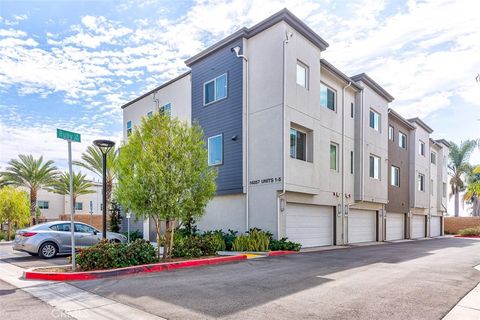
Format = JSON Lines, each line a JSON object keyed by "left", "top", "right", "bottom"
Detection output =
{"left": 0, "top": 244, "right": 69, "bottom": 269}
{"left": 65, "top": 238, "right": 480, "bottom": 320}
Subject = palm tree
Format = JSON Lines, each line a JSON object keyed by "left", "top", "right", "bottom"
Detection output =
{"left": 465, "top": 166, "right": 480, "bottom": 216}
{"left": 448, "top": 140, "right": 477, "bottom": 217}
{"left": 73, "top": 145, "right": 118, "bottom": 212}
{"left": 0, "top": 155, "right": 58, "bottom": 224}
{"left": 48, "top": 171, "right": 95, "bottom": 213}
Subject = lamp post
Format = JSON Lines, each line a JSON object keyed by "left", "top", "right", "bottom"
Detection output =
{"left": 93, "top": 139, "right": 115, "bottom": 239}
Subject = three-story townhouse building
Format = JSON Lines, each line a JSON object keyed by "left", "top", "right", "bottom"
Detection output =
{"left": 121, "top": 9, "right": 449, "bottom": 247}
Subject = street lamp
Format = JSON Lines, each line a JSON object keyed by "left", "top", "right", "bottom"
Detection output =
{"left": 93, "top": 139, "right": 115, "bottom": 239}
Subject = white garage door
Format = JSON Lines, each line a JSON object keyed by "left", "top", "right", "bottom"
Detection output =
{"left": 412, "top": 215, "right": 426, "bottom": 239}
{"left": 286, "top": 203, "right": 334, "bottom": 248}
{"left": 348, "top": 209, "right": 376, "bottom": 244}
{"left": 386, "top": 213, "right": 405, "bottom": 241}
{"left": 431, "top": 216, "right": 441, "bottom": 237}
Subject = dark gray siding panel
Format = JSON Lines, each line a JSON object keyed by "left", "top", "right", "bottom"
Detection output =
{"left": 120, "top": 213, "right": 144, "bottom": 235}
{"left": 191, "top": 38, "right": 243, "bottom": 195}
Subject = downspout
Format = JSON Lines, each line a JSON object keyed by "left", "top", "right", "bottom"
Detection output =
{"left": 231, "top": 45, "right": 249, "bottom": 232}
{"left": 342, "top": 81, "right": 352, "bottom": 245}
{"left": 361, "top": 88, "right": 365, "bottom": 201}
{"left": 277, "top": 30, "right": 293, "bottom": 239}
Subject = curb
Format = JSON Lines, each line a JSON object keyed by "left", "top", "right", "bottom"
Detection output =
{"left": 266, "top": 250, "right": 298, "bottom": 256}
{"left": 23, "top": 254, "right": 248, "bottom": 281}
{"left": 454, "top": 235, "right": 480, "bottom": 239}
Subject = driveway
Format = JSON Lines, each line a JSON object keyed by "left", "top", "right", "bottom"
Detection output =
{"left": 67, "top": 238, "right": 480, "bottom": 320}
{"left": 0, "top": 244, "right": 69, "bottom": 269}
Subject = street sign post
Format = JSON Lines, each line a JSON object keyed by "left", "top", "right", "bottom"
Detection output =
{"left": 126, "top": 211, "right": 131, "bottom": 243}
{"left": 57, "top": 129, "right": 81, "bottom": 271}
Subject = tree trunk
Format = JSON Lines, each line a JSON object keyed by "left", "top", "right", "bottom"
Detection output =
{"left": 454, "top": 188, "right": 459, "bottom": 217}
{"left": 169, "top": 220, "right": 175, "bottom": 259}
{"left": 154, "top": 218, "right": 161, "bottom": 259}
{"left": 163, "top": 220, "right": 169, "bottom": 259}
{"left": 7, "top": 221, "right": 11, "bottom": 241}
{"left": 30, "top": 188, "right": 37, "bottom": 225}
{"left": 106, "top": 179, "right": 113, "bottom": 214}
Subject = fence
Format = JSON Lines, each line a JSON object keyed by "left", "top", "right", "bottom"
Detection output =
{"left": 444, "top": 217, "right": 480, "bottom": 234}
{"left": 58, "top": 214, "right": 108, "bottom": 230}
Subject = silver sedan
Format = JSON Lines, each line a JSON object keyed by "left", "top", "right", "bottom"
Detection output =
{"left": 13, "top": 221, "right": 127, "bottom": 259}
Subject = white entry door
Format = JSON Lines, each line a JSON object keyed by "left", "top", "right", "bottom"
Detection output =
{"left": 386, "top": 213, "right": 405, "bottom": 241}
{"left": 431, "top": 216, "right": 441, "bottom": 237}
{"left": 286, "top": 203, "right": 334, "bottom": 248}
{"left": 412, "top": 215, "right": 426, "bottom": 239}
{"left": 348, "top": 209, "right": 377, "bottom": 244}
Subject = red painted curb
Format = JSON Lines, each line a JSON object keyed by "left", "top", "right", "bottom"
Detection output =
{"left": 23, "top": 255, "right": 247, "bottom": 281}
{"left": 454, "top": 235, "right": 480, "bottom": 238}
{"left": 267, "top": 250, "right": 298, "bottom": 256}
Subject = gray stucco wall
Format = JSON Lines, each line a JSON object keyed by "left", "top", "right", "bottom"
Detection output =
{"left": 190, "top": 38, "right": 244, "bottom": 195}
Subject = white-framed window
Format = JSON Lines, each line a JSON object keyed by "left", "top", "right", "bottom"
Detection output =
{"left": 204, "top": 73, "right": 227, "bottom": 105}
{"left": 419, "top": 141, "right": 425, "bottom": 156}
{"left": 399, "top": 132, "right": 407, "bottom": 149}
{"left": 443, "top": 182, "right": 447, "bottom": 197}
{"left": 75, "top": 202, "right": 83, "bottom": 211}
{"left": 350, "top": 151, "right": 354, "bottom": 174}
{"left": 369, "top": 155, "right": 380, "bottom": 179}
{"left": 37, "top": 200, "right": 49, "bottom": 209}
{"left": 160, "top": 103, "right": 172, "bottom": 117}
{"left": 126, "top": 121, "right": 132, "bottom": 137}
{"left": 320, "top": 83, "right": 336, "bottom": 111}
{"left": 388, "top": 125, "right": 394, "bottom": 140}
{"left": 290, "top": 128, "right": 307, "bottom": 161}
{"left": 330, "top": 143, "right": 338, "bottom": 171}
{"left": 369, "top": 109, "right": 380, "bottom": 131}
{"left": 296, "top": 61, "right": 308, "bottom": 88}
{"left": 147, "top": 111, "right": 153, "bottom": 117}
{"left": 431, "top": 152, "right": 436, "bottom": 165}
{"left": 208, "top": 134, "right": 223, "bottom": 166}
{"left": 418, "top": 173, "right": 425, "bottom": 191}
{"left": 390, "top": 166, "right": 400, "bottom": 187}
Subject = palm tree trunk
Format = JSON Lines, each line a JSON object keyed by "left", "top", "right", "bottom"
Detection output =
{"left": 106, "top": 180, "right": 113, "bottom": 213}
{"left": 30, "top": 188, "right": 37, "bottom": 225}
{"left": 454, "top": 188, "right": 459, "bottom": 217}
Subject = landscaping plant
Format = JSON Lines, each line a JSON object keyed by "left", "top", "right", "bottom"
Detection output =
{"left": 109, "top": 200, "right": 122, "bottom": 233}
{"left": 232, "top": 228, "right": 270, "bottom": 252}
{"left": 457, "top": 227, "right": 480, "bottom": 236}
{"left": 0, "top": 187, "right": 30, "bottom": 240}
{"left": 269, "top": 237, "right": 302, "bottom": 251}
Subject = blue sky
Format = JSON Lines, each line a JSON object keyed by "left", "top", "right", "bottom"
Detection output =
{"left": 0, "top": 0, "right": 479, "bottom": 175}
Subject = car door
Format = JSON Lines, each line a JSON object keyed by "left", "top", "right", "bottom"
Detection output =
{"left": 74, "top": 223, "right": 100, "bottom": 247}
{"left": 50, "top": 223, "right": 72, "bottom": 253}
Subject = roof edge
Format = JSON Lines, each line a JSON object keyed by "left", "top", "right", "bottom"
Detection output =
{"left": 351, "top": 73, "right": 394, "bottom": 102}
{"left": 388, "top": 108, "right": 416, "bottom": 130}
{"left": 407, "top": 117, "right": 434, "bottom": 134}
{"left": 436, "top": 139, "right": 451, "bottom": 148}
{"left": 121, "top": 71, "right": 191, "bottom": 110}
{"left": 320, "top": 59, "right": 361, "bottom": 91}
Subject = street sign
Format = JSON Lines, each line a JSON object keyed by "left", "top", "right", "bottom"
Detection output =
{"left": 57, "top": 129, "right": 81, "bottom": 143}
{"left": 126, "top": 211, "right": 131, "bottom": 219}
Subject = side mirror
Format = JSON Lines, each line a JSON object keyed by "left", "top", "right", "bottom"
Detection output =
{"left": 93, "top": 230, "right": 98, "bottom": 235}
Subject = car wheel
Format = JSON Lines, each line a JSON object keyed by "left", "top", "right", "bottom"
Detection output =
{"left": 38, "top": 242, "right": 58, "bottom": 259}
{"left": 109, "top": 239, "right": 121, "bottom": 243}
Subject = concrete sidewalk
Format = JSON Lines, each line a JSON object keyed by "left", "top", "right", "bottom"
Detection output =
{"left": 443, "top": 265, "right": 480, "bottom": 320}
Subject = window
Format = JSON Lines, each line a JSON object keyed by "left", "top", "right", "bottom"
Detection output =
{"left": 50, "top": 223, "right": 70, "bottom": 232}
{"left": 147, "top": 111, "right": 153, "bottom": 117}
{"left": 296, "top": 62, "right": 308, "bottom": 88}
{"left": 399, "top": 132, "right": 407, "bottom": 149}
{"left": 208, "top": 134, "right": 223, "bottom": 166}
{"left": 443, "top": 183, "right": 447, "bottom": 197}
{"left": 204, "top": 73, "right": 227, "bottom": 105}
{"left": 419, "top": 141, "right": 425, "bottom": 156}
{"left": 350, "top": 151, "right": 354, "bottom": 174}
{"left": 37, "top": 200, "right": 49, "bottom": 209}
{"left": 330, "top": 143, "right": 338, "bottom": 171}
{"left": 391, "top": 166, "right": 400, "bottom": 187}
{"left": 369, "top": 110, "right": 380, "bottom": 131}
{"left": 418, "top": 173, "right": 425, "bottom": 191}
{"left": 350, "top": 103, "right": 354, "bottom": 118}
{"left": 75, "top": 223, "right": 95, "bottom": 233}
{"left": 75, "top": 202, "right": 83, "bottom": 211}
{"left": 320, "top": 83, "right": 336, "bottom": 111}
{"left": 290, "top": 128, "right": 307, "bottom": 161}
{"left": 388, "top": 125, "right": 394, "bottom": 140}
{"left": 431, "top": 152, "right": 436, "bottom": 164}
{"left": 369, "top": 155, "right": 380, "bottom": 179}
{"left": 431, "top": 179, "right": 434, "bottom": 195}
{"left": 160, "top": 103, "right": 171, "bottom": 117}
{"left": 127, "top": 121, "right": 132, "bottom": 137}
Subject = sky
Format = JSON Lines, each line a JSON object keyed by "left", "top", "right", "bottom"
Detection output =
{"left": 0, "top": 0, "right": 479, "bottom": 210}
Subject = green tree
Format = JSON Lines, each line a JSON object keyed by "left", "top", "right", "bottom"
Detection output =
{"left": 465, "top": 166, "right": 480, "bottom": 216}
{"left": 448, "top": 140, "right": 477, "bottom": 217}
{"left": 48, "top": 171, "right": 95, "bottom": 213}
{"left": 0, "top": 187, "right": 30, "bottom": 240}
{"left": 0, "top": 155, "right": 58, "bottom": 224}
{"left": 109, "top": 200, "right": 122, "bottom": 233}
{"left": 115, "top": 113, "right": 217, "bottom": 259}
{"left": 73, "top": 145, "right": 118, "bottom": 213}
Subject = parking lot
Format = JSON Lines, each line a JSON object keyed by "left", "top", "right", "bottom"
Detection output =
{"left": 0, "top": 243, "right": 69, "bottom": 269}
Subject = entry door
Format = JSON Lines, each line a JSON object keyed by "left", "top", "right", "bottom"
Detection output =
{"left": 348, "top": 209, "right": 376, "bottom": 244}
{"left": 286, "top": 203, "right": 334, "bottom": 248}
{"left": 412, "top": 215, "right": 426, "bottom": 239}
{"left": 386, "top": 213, "right": 405, "bottom": 241}
{"left": 431, "top": 216, "right": 441, "bottom": 237}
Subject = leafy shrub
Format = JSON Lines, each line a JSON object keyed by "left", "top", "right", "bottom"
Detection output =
{"left": 202, "top": 230, "right": 226, "bottom": 251}
{"left": 457, "top": 227, "right": 480, "bottom": 236}
{"left": 232, "top": 228, "right": 270, "bottom": 252}
{"left": 122, "top": 230, "right": 143, "bottom": 242}
{"left": 172, "top": 234, "right": 219, "bottom": 258}
{"left": 75, "top": 239, "right": 157, "bottom": 271}
{"left": 269, "top": 237, "right": 302, "bottom": 251}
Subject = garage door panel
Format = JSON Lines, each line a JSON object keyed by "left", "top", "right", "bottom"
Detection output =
{"left": 431, "top": 216, "right": 441, "bottom": 237}
{"left": 412, "top": 215, "right": 426, "bottom": 239}
{"left": 348, "top": 209, "right": 376, "bottom": 244}
{"left": 386, "top": 213, "right": 404, "bottom": 241}
{"left": 286, "top": 204, "right": 333, "bottom": 248}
